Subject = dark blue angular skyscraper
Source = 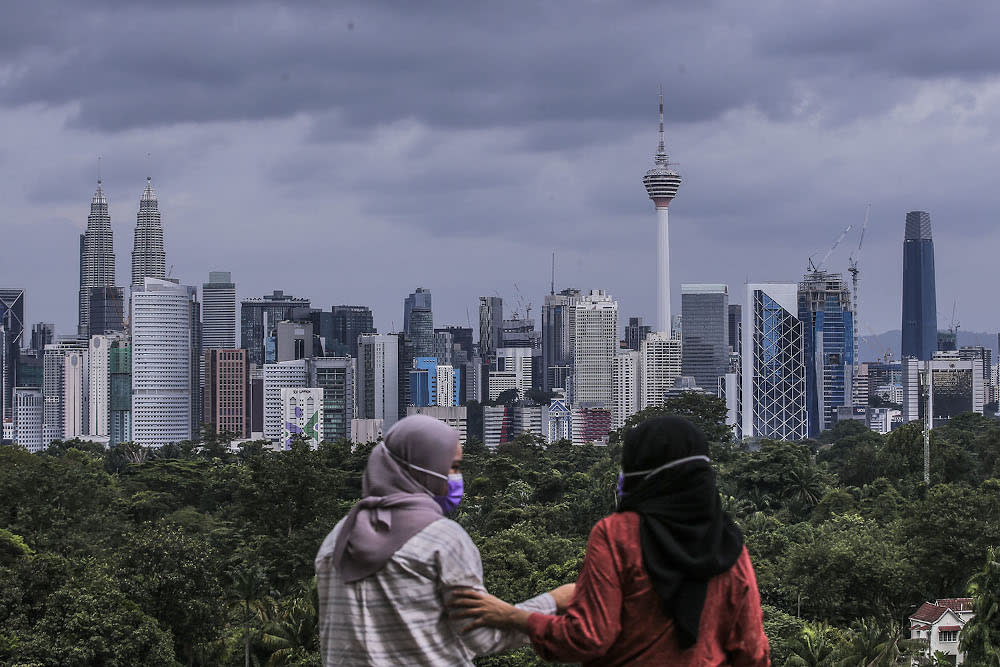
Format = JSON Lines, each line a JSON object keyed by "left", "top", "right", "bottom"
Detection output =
{"left": 901, "top": 211, "right": 937, "bottom": 360}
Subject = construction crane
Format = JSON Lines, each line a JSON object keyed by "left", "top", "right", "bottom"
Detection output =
{"left": 848, "top": 204, "right": 870, "bottom": 401}
{"left": 848, "top": 204, "right": 870, "bottom": 320}
{"left": 512, "top": 283, "right": 532, "bottom": 322}
{"left": 807, "top": 224, "right": 852, "bottom": 274}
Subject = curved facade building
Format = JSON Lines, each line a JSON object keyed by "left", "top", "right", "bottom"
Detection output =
{"left": 901, "top": 211, "right": 937, "bottom": 361}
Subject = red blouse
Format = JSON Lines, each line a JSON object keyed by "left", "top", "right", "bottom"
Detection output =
{"left": 526, "top": 512, "right": 770, "bottom": 666}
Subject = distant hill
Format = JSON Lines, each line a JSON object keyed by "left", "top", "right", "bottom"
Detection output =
{"left": 858, "top": 330, "right": 998, "bottom": 363}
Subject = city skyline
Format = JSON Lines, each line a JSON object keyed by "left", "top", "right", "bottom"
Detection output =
{"left": 3, "top": 3, "right": 1000, "bottom": 339}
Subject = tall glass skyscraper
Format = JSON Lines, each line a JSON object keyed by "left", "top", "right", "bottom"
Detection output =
{"left": 542, "top": 289, "right": 580, "bottom": 391}
{"left": 131, "top": 178, "right": 166, "bottom": 287}
{"left": 741, "top": 283, "right": 807, "bottom": 440}
{"left": 78, "top": 181, "right": 116, "bottom": 335}
{"left": 202, "top": 272, "right": 237, "bottom": 350}
{"left": 680, "top": 284, "right": 729, "bottom": 392}
{"left": 0, "top": 289, "right": 25, "bottom": 421}
{"left": 331, "top": 305, "right": 375, "bottom": 358}
{"left": 798, "top": 271, "right": 854, "bottom": 437}
{"left": 901, "top": 211, "right": 937, "bottom": 360}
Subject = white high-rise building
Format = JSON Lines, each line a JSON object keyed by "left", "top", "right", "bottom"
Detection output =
{"left": 281, "top": 387, "right": 323, "bottom": 449}
{"left": 357, "top": 335, "right": 400, "bottom": 428}
{"left": 572, "top": 290, "right": 618, "bottom": 408}
{"left": 640, "top": 332, "right": 682, "bottom": 409}
{"left": 435, "top": 365, "right": 457, "bottom": 407}
{"left": 263, "top": 359, "right": 308, "bottom": 443}
{"left": 14, "top": 388, "right": 43, "bottom": 453}
{"left": 641, "top": 92, "right": 682, "bottom": 335}
{"left": 78, "top": 180, "right": 116, "bottom": 336}
{"left": 202, "top": 271, "right": 237, "bottom": 350}
{"left": 488, "top": 347, "right": 533, "bottom": 402}
{"left": 741, "top": 283, "right": 807, "bottom": 440}
{"left": 612, "top": 351, "right": 640, "bottom": 430}
{"left": 131, "top": 278, "right": 196, "bottom": 447}
{"left": 131, "top": 178, "right": 166, "bottom": 287}
{"left": 62, "top": 349, "right": 88, "bottom": 440}
{"left": 42, "top": 337, "right": 89, "bottom": 444}
{"left": 901, "top": 353, "right": 986, "bottom": 426}
{"left": 88, "top": 333, "right": 125, "bottom": 437}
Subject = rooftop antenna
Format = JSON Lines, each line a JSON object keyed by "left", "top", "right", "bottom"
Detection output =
{"left": 658, "top": 85, "right": 665, "bottom": 157}
{"left": 550, "top": 252, "right": 555, "bottom": 295}
{"left": 97, "top": 155, "right": 102, "bottom": 185}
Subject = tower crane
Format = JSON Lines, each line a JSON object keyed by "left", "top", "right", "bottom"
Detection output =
{"left": 848, "top": 204, "right": 870, "bottom": 402}
{"left": 807, "top": 224, "right": 852, "bottom": 274}
{"left": 848, "top": 204, "right": 870, "bottom": 319}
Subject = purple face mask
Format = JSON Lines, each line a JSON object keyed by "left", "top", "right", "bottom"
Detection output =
{"left": 435, "top": 473, "right": 464, "bottom": 514}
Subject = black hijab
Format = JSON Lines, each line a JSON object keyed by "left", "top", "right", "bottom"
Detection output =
{"left": 616, "top": 416, "right": 744, "bottom": 649}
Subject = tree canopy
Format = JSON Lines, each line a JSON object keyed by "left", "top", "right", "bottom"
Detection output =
{"left": 1, "top": 403, "right": 998, "bottom": 664}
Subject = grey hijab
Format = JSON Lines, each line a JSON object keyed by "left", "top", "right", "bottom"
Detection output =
{"left": 330, "top": 415, "right": 460, "bottom": 583}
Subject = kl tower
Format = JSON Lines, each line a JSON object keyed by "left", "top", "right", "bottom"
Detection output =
{"left": 642, "top": 91, "right": 682, "bottom": 335}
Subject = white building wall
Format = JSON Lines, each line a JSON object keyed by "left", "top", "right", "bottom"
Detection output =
{"left": 407, "top": 405, "right": 468, "bottom": 442}
{"left": 357, "top": 335, "right": 400, "bottom": 428}
{"left": 350, "top": 418, "right": 384, "bottom": 444}
{"left": 612, "top": 351, "right": 640, "bottom": 430}
{"left": 435, "top": 365, "right": 456, "bottom": 407}
{"left": 572, "top": 290, "right": 618, "bottom": 407}
{"left": 88, "top": 334, "right": 118, "bottom": 437}
{"left": 489, "top": 348, "right": 532, "bottom": 401}
{"left": 281, "top": 387, "right": 323, "bottom": 449}
{"left": 63, "top": 350, "right": 87, "bottom": 439}
{"left": 640, "top": 333, "right": 682, "bottom": 409}
{"left": 264, "top": 360, "right": 309, "bottom": 443}
{"left": 544, "top": 400, "right": 572, "bottom": 443}
{"left": 41, "top": 338, "right": 90, "bottom": 444}
{"left": 131, "top": 278, "right": 194, "bottom": 448}
{"left": 14, "top": 388, "right": 43, "bottom": 452}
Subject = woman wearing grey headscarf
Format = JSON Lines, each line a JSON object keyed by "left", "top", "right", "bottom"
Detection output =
{"left": 315, "top": 414, "right": 572, "bottom": 666}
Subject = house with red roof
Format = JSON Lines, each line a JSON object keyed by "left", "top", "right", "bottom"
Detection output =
{"left": 908, "top": 598, "right": 974, "bottom": 665}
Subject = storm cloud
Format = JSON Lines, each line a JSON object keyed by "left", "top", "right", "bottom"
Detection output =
{"left": 2, "top": 0, "right": 1000, "bottom": 338}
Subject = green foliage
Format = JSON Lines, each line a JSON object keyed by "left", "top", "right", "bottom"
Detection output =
{"left": 3, "top": 396, "right": 1000, "bottom": 665}
{"left": 960, "top": 547, "right": 1000, "bottom": 666}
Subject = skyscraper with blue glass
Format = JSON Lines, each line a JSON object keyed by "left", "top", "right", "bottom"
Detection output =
{"left": 741, "top": 283, "right": 807, "bottom": 441}
{"left": 798, "top": 271, "right": 854, "bottom": 437}
{"left": 901, "top": 211, "right": 937, "bottom": 361}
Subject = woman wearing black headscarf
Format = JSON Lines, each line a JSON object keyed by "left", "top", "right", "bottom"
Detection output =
{"left": 451, "top": 416, "right": 770, "bottom": 666}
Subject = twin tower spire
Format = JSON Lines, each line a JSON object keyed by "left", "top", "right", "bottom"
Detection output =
{"left": 78, "top": 176, "right": 166, "bottom": 334}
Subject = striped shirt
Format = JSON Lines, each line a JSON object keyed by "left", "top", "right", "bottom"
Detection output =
{"left": 316, "top": 517, "right": 557, "bottom": 666}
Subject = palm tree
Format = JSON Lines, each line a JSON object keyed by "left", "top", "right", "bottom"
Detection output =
{"left": 260, "top": 579, "right": 320, "bottom": 666}
{"left": 231, "top": 565, "right": 271, "bottom": 667}
{"left": 784, "top": 622, "right": 838, "bottom": 666}
{"left": 835, "top": 618, "right": 913, "bottom": 667}
{"left": 784, "top": 464, "right": 826, "bottom": 508}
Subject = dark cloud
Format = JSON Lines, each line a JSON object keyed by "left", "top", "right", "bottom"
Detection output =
{"left": 3, "top": 1, "right": 1000, "bottom": 338}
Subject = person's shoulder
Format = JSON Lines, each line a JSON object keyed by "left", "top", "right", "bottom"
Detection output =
{"left": 404, "top": 518, "right": 474, "bottom": 552}
{"left": 725, "top": 546, "right": 757, "bottom": 586}
{"left": 314, "top": 516, "right": 349, "bottom": 567}
{"left": 594, "top": 511, "right": 639, "bottom": 537}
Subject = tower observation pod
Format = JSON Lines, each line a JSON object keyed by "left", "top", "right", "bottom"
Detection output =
{"left": 642, "top": 91, "right": 682, "bottom": 335}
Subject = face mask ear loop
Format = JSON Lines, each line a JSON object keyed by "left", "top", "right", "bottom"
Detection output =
{"left": 621, "top": 454, "right": 711, "bottom": 480}
{"left": 386, "top": 448, "right": 449, "bottom": 481}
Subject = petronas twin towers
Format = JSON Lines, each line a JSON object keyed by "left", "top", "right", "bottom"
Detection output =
{"left": 78, "top": 177, "right": 167, "bottom": 335}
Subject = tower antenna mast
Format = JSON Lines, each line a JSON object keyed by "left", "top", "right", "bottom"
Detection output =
{"left": 550, "top": 252, "right": 555, "bottom": 296}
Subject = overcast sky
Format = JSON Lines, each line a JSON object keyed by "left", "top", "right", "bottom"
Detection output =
{"left": 3, "top": 0, "right": 1000, "bottom": 342}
